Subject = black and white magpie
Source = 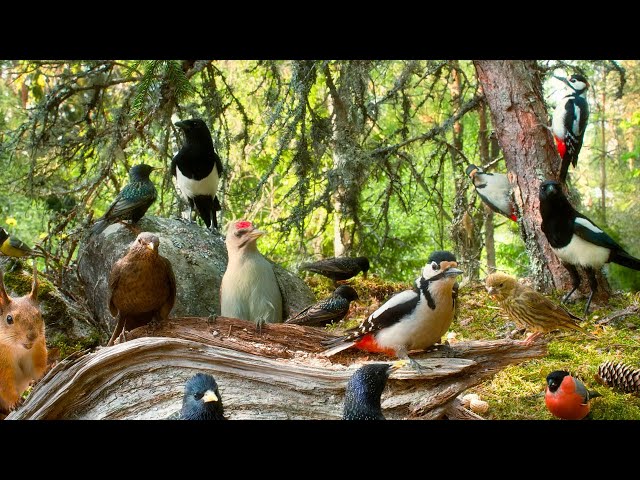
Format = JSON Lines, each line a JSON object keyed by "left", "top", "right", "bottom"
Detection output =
{"left": 466, "top": 164, "right": 517, "bottom": 221}
{"left": 321, "top": 251, "right": 463, "bottom": 372}
{"left": 551, "top": 74, "right": 590, "bottom": 183}
{"left": 539, "top": 180, "right": 640, "bottom": 315}
{"left": 171, "top": 119, "right": 224, "bottom": 231}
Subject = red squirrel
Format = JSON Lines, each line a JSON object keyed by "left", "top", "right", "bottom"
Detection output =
{"left": 0, "top": 262, "right": 47, "bottom": 412}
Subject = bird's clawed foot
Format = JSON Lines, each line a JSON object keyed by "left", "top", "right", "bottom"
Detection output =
{"left": 118, "top": 328, "right": 128, "bottom": 345}
{"left": 255, "top": 318, "right": 266, "bottom": 335}
{"left": 521, "top": 331, "right": 543, "bottom": 346}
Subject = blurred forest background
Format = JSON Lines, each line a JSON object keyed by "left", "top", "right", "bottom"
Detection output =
{"left": 0, "top": 59, "right": 638, "bottom": 292}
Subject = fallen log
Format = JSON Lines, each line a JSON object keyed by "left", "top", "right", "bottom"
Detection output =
{"left": 6, "top": 316, "right": 547, "bottom": 420}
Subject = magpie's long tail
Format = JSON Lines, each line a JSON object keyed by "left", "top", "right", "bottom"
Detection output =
{"left": 611, "top": 250, "right": 640, "bottom": 271}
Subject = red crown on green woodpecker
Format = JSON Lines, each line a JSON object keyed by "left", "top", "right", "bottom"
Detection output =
{"left": 235, "top": 220, "right": 253, "bottom": 230}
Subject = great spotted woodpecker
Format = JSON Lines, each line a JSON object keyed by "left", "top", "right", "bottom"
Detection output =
{"left": 321, "top": 251, "right": 462, "bottom": 371}
{"left": 551, "top": 74, "right": 590, "bottom": 183}
{"left": 539, "top": 180, "right": 640, "bottom": 316}
{"left": 465, "top": 164, "right": 517, "bottom": 221}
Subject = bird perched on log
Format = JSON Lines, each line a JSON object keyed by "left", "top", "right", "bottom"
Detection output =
{"left": 107, "top": 232, "right": 176, "bottom": 346}
{"left": 343, "top": 361, "right": 405, "bottom": 420}
{"left": 485, "top": 271, "right": 592, "bottom": 344}
{"left": 551, "top": 74, "right": 590, "bottom": 183}
{"left": 220, "top": 220, "right": 283, "bottom": 327}
{"left": 539, "top": 180, "right": 640, "bottom": 316}
{"left": 465, "top": 164, "right": 517, "bottom": 221}
{"left": 171, "top": 118, "right": 224, "bottom": 231}
{"left": 0, "top": 228, "right": 34, "bottom": 258}
{"left": 545, "top": 370, "right": 600, "bottom": 420}
{"left": 285, "top": 285, "right": 359, "bottom": 327}
{"left": 90, "top": 163, "right": 157, "bottom": 236}
{"left": 300, "top": 256, "right": 370, "bottom": 285}
{"left": 322, "top": 251, "right": 463, "bottom": 372}
{"left": 178, "top": 373, "right": 226, "bottom": 420}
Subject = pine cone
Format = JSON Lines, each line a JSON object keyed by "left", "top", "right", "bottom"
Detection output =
{"left": 595, "top": 361, "right": 640, "bottom": 394}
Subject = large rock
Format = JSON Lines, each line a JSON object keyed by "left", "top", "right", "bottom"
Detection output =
{"left": 76, "top": 216, "right": 315, "bottom": 336}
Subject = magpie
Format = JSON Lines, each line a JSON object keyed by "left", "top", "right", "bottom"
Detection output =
{"left": 172, "top": 118, "right": 224, "bottom": 231}
{"left": 539, "top": 180, "right": 640, "bottom": 315}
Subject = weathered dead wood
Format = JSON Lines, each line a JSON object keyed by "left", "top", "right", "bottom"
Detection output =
{"left": 7, "top": 317, "right": 547, "bottom": 420}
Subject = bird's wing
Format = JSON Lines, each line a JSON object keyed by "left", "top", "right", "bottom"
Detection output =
{"left": 8, "top": 236, "right": 32, "bottom": 253}
{"left": 101, "top": 186, "right": 149, "bottom": 222}
{"left": 515, "top": 287, "right": 582, "bottom": 322}
{"left": 287, "top": 298, "right": 347, "bottom": 326}
{"left": 573, "top": 215, "right": 623, "bottom": 251}
{"left": 285, "top": 304, "right": 313, "bottom": 323}
{"left": 162, "top": 256, "right": 177, "bottom": 312}
{"left": 302, "top": 258, "right": 351, "bottom": 274}
{"left": 573, "top": 378, "right": 591, "bottom": 405}
{"left": 563, "top": 97, "right": 588, "bottom": 166}
{"left": 350, "top": 289, "right": 419, "bottom": 335}
{"left": 452, "top": 281, "right": 459, "bottom": 320}
{"left": 107, "top": 259, "right": 125, "bottom": 316}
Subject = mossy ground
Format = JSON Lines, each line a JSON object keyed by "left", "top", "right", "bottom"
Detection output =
{"left": 302, "top": 272, "right": 640, "bottom": 420}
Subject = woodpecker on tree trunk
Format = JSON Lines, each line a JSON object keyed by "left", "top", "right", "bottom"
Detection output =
{"left": 551, "top": 74, "right": 590, "bottom": 183}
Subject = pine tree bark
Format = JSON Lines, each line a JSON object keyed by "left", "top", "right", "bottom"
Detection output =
{"left": 473, "top": 60, "right": 608, "bottom": 296}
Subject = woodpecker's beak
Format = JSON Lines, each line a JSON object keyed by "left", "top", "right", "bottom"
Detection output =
{"left": 388, "top": 360, "right": 408, "bottom": 373}
{"left": 248, "top": 228, "right": 266, "bottom": 241}
{"left": 444, "top": 267, "right": 464, "bottom": 278}
{"left": 553, "top": 75, "right": 571, "bottom": 87}
{"left": 146, "top": 242, "right": 155, "bottom": 251}
{"left": 202, "top": 390, "right": 219, "bottom": 403}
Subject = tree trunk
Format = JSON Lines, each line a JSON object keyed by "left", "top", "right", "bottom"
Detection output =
{"left": 474, "top": 60, "right": 608, "bottom": 297}
{"left": 600, "top": 67, "right": 607, "bottom": 224}
{"left": 6, "top": 317, "right": 547, "bottom": 420}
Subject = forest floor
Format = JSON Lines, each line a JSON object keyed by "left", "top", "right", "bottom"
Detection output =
{"left": 305, "top": 272, "right": 640, "bottom": 420}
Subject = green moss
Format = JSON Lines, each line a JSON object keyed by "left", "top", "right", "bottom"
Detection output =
{"left": 48, "top": 330, "right": 102, "bottom": 360}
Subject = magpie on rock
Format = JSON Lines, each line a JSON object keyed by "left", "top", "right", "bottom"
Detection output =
{"left": 172, "top": 119, "right": 224, "bottom": 231}
{"left": 539, "top": 180, "right": 640, "bottom": 316}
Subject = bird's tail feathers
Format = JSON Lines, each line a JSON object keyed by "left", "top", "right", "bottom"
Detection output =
{"left": 89, "top": 219, "right": 107, "bottom": 236}
{"left": 611, "top": 250, "right": 640, "bottom": 271}
{"left": 588, "top": 389, "right": 602, "bottom": 400}
{"left": 321, "top": 340, "right": 356, "bottom": 357}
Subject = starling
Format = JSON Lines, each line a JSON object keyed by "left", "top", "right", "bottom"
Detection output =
{"left": 220, "top": 220, "right": 283, "bottom": 326}
{"left": 299, "top": 256, "right": 370, "bottom": 285}
{"left": 322, "top": 251, "right": 462, "bottom": 372}
{"left": 178, "top": 373, "right": 226, "bottom": 420}
{"left": 343, "top": 362, "right": 405, "bottom": 420}
{"left": 0, "top": 228, "right": 34, "bottom": 257}
{"left": 172, "top": 119, "right": 224, "bottom": 231}
{"left": 107, "top": 232, "right": 176, "bottom": 346}
{"left": 545, "top": 370, "right": 600, "bottom": 420}
{"left": 485, "top": 272, "right": 592, "bottom": 344}
{"left": 90, "top": 163, "right": 157, "bottom": 235}
{"left": 285, "top": 285, "right": 359, "bottom": 327}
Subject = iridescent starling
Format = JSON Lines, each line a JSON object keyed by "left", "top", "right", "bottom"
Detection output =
{"left": 285, "top": 285, "right": 359, "bottom": 327}
{"left": 178, "top": 373, "right": 226, "bottom": 420}
{"left": 299, "top": 256, "right": 370, "bottom": 285}
{"left": 343, "top": 362, "right": 405, "bottom": 420}
{"left": 90, "top": 163, "right": 157, "bottom": 235}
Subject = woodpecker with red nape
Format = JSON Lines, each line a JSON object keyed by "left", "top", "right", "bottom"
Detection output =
{"left": 465, "top": 164, "right": 517, "bottom": 221}
{"left": 545, "top": 370, "right": 600, "bottom": 420}
{"left": 220, "top": 220, "right": 283, "bottom": 327}
{"left": 540, "top": 180, "right": 640, "bottom": 316}
{"left": 172, "top": 119, "right": 224, "bottom": 231}
{"left": 551, "top": 74, "right": 590, "bottom": 183}
{"left": 321, "top": 251, "right": 463, "bottom": 372}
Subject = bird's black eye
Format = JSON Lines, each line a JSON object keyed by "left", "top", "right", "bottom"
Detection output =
{"left": 431, "top": 261, "right": 439, "bottom": 270}
{"left": 499, "top": 282, "right": 504, "bottom": 287}
{"left": 570, "top": 78, "right": 576, "bottom": 82}
{"left": 6, "top": 314, "right": 13, "bottom": 325}
{"left": 234, "top": 231, "right": 242, "bottom": 237}
{"left": 194, "top": 392, "right": 204, "bottom": 400}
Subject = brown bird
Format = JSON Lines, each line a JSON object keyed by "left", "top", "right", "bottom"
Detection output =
{"left": 285, "top": 285, "right": 359, "bottom": 327}
{"left": 299, "top": 256, "right": 370, "bottom": 285}
{"left": 485, "top": 272, "right": 592, "bottom": 344}
{"left": 107, "top": 232, "right": 176, "bottom": 346}
{"left": 220, "top": 220, "right": 283, "bottom": 327}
